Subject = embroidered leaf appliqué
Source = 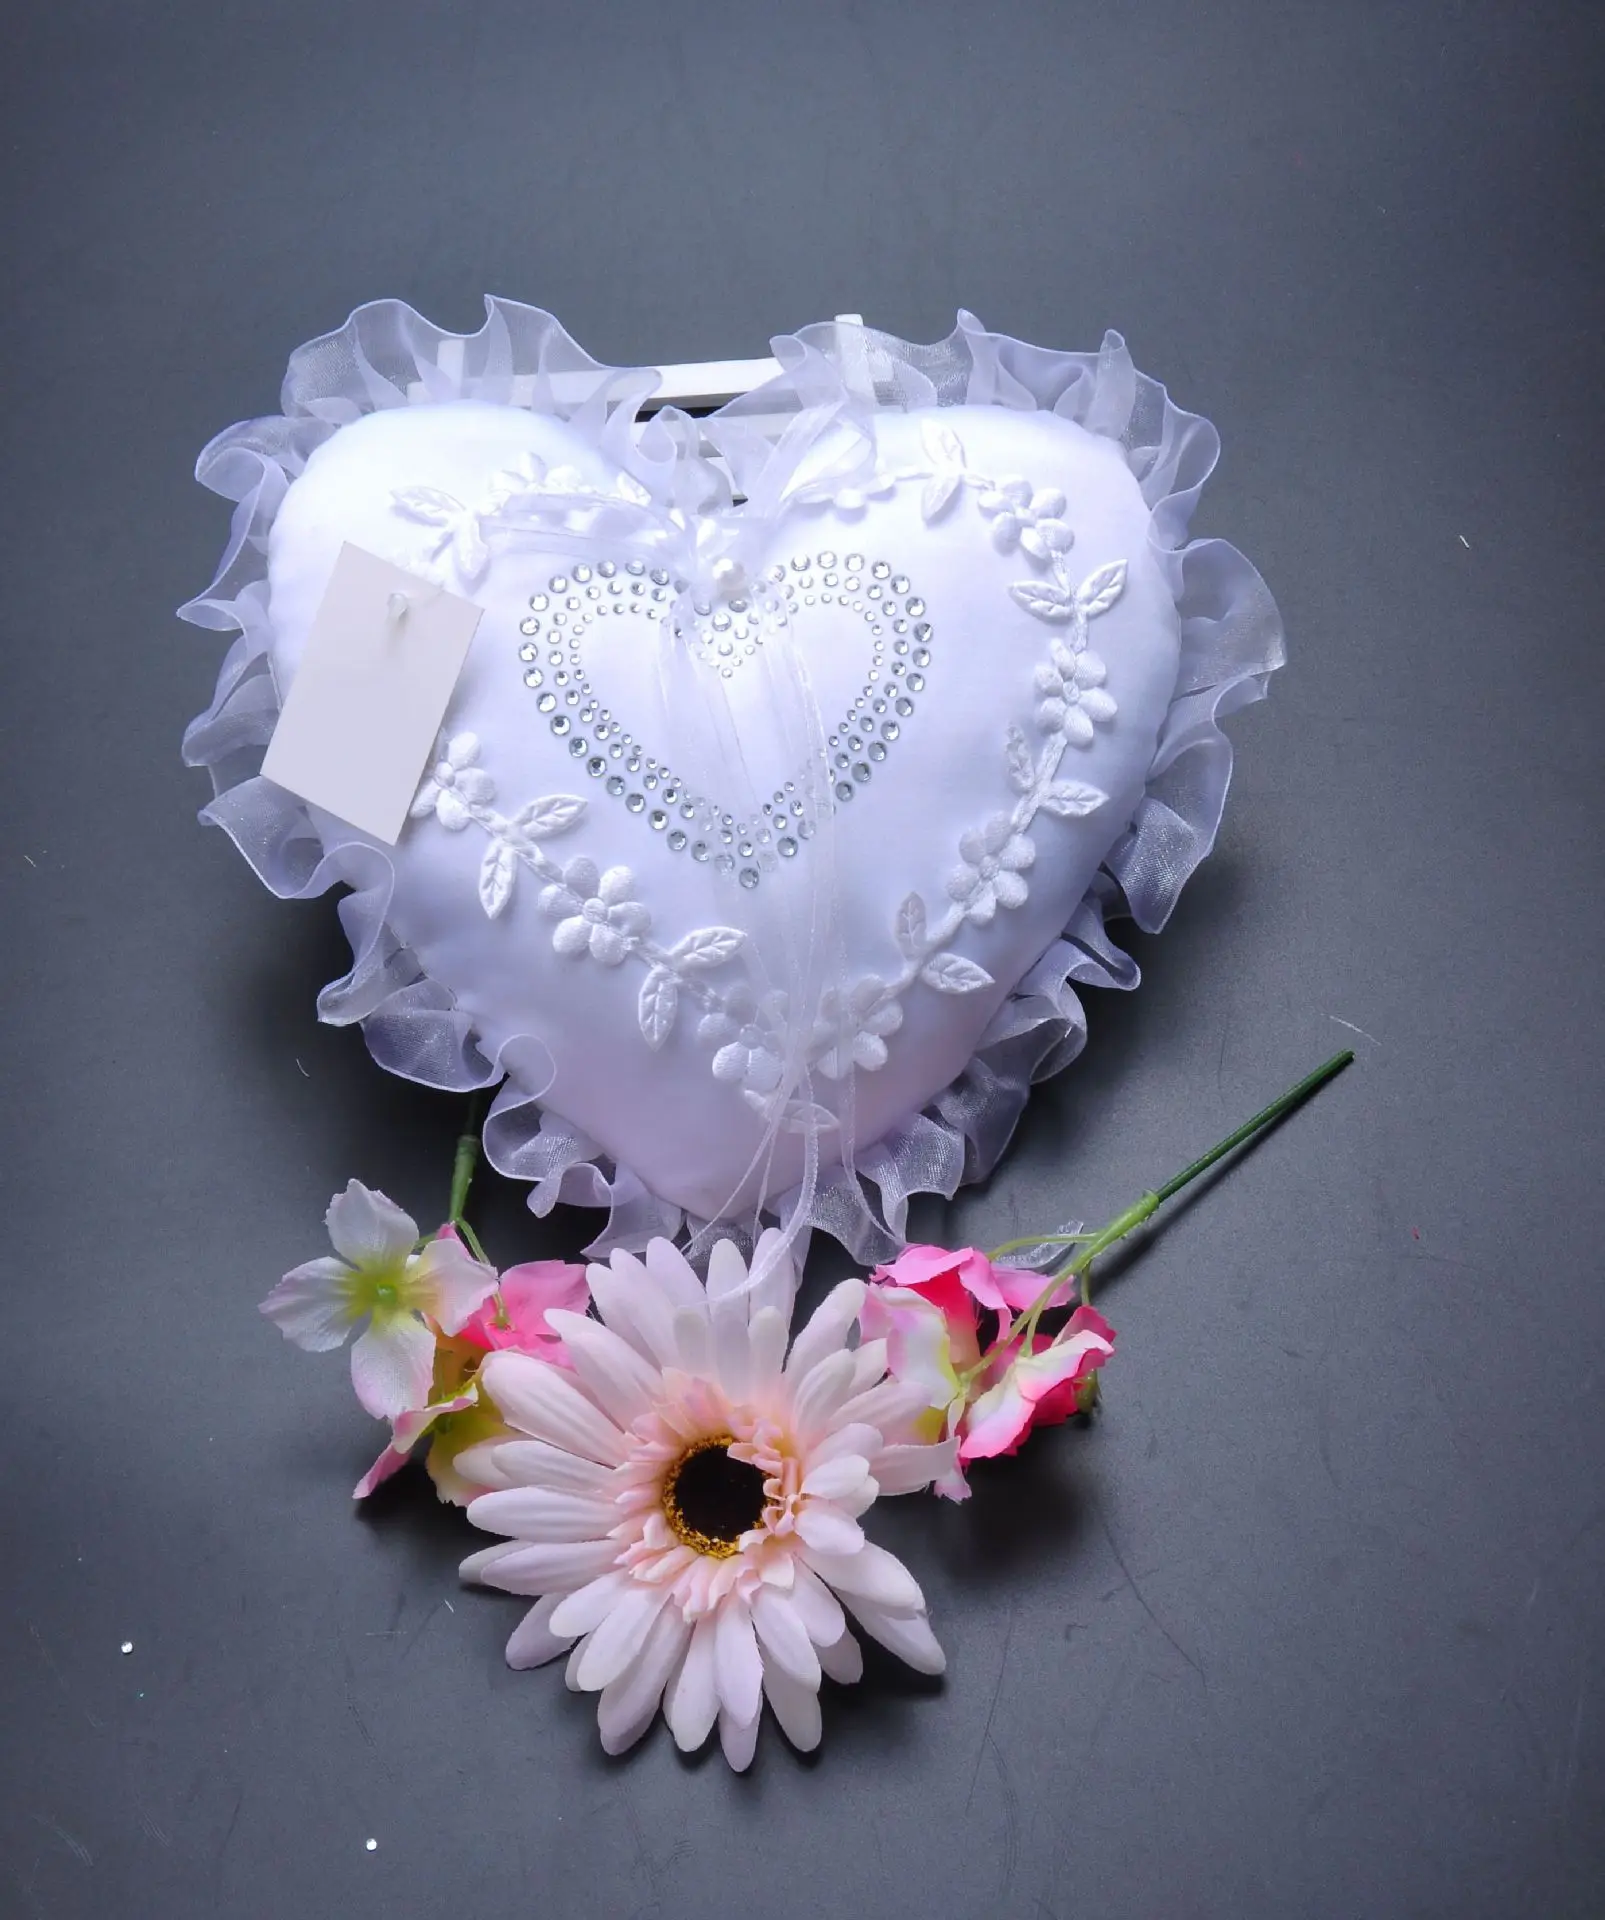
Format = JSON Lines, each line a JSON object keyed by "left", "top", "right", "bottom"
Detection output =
{"left": 668, "top": 927, "right": 747, "bottom": 970}
{"left": 894, "top": 892, "right": 928, "bottom": 959}
{"left": 1077, "top": 561, "right": 1128, "bottom": 617}
{"left": 512, "top": 795, "right": 588, "bottom": 840}
{"left": 391, "top": 487, "right": 464, "bottom": 526}
{"left": 920, "top": 952, "right": 995, "bottom": 994}
{"left": 478, "top": 843, "right": 517, "bottom": 919}
{"left": 920, "top": 419, "right": 966, "bottom": 470}
{"left": 637, "top": 968, "right": 679, "bottom": 1049}
{"left": 1008, "top": 580, "right": 1076, "bottom": 621}
{"left": 1037, "top": 780, "right": 1109, "bottom": 820}
{"left": 1005, "top": 725, "right": 1036, "bottom": 795}
{"left": 920, "top": 472, "right": 962, "bottom": 521}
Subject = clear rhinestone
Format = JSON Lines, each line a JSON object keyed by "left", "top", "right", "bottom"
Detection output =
{"left": 846, "top": 552, "right": 865, "bottom": 569}
{"left": 892, "top": 574, "right": 910, "bottom": 593}
{"left": 906, "top": 597, "right": 926, "bottom": 617}
{"left": 625, "top": 792, "right": 645, "bottom": 813}
{"left": 869, "top": 741, "right": 887, "bottom": 762}
{"left": 854, "top": 762, "right": 871, "bottom": 783}
{"left": 738, "top": 841, "right": 754, "bottom": 858}
{"left": 834, "top": 781, "right": 854, "bottom": 802}
{"left": 529, "top": 593, "right": 549, "bottom": 612}
{"left": 668, "top": 829, "right": 687, "bottom": 851}
{"left": 913, "top": 647, "right": 931, "bottom": 667}
{"left": 573, "top": 564, "right": 593, "bottom": 583}
{"left": 650, "top": 567, "right": 670, "bottom": 586}
{"left": 599, "top": 560, "right": 616, "bottom": 578}
{"left": 518, "top": 642, "right": 538, "bottom": 663}
{"left": 778, "top": 835, "right": 798, "bottom": 858}
{"left": 895, "top": 695, "right": 914, "bottom": 717}
{"left": 914, "top": 622, "right": 932, "bottom": 643}
{"left": 872, "top": 560, "right": 890, "bottom": 580}
{"left": 791, "top": 554, "right": 810, "bottom": 572}
{"left": 520, "top": 618, "right": 541, "bottom": 636}
{"left": 551, "top": 715, "right": 571, "bottom": 736}
{"left": 907, "top": 672, "right": 926, "bottom": 693}
{"left": 691, "top": 841, "right": 710, "bottom": 862}
{"left": 524, "top": 669, "right": 544, "bottom": 689}
{"left": 564, "top": 689, "right": 580, "bottom": 706}
{"left": 625, "top": 558, "right": 645, "bottom": 576}
{"left": 550, "top": 574, "right": 569, "bottom": 592}
{"left": 588, "top": 756, "right": 606, "bottom": 777}
{"left": 715, "top": 853, "right": 736, "bottom": 874}
{"left": 536, "top": 692, "right": 557, "bottom": 713}
{"left": 554, "top": 668, "right": 570, "bottom": 686}
{"left": 818, "top": 549, "right": 837, "bottom": 568}
{"left": 883, "top": 719, "right": 901, "bottom": 740}
{"left": 569, "top": 737, "right": 588, "bottom": 757}
{"left": 606, "top": 775, "right": 626, "bottom": 797}
{"left": 739, "top": 867, "right": 760, "bottom": 890}
{"left": 650, "top": 810, "right": 668, "bottom": 831}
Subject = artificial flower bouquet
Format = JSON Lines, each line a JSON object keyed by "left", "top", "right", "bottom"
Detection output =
{"left": 263, "top": 1054, "right": 1348, "bottom": 1766}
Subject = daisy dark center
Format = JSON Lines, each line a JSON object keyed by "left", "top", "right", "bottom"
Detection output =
{"left": 661, "top": 1434, "right": 768, "bottom": 1559}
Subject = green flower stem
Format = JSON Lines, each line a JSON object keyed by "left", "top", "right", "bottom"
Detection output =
{"left": 449, "top": 1090, "right": 492, "bottom": 1270}
{"left": 1000, "top": 1048, "right": 1355, "bottom": 1336}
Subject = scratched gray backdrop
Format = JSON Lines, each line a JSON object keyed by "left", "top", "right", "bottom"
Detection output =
{"left": 2, "top": 3, "right": 1602, "bottom": 1916}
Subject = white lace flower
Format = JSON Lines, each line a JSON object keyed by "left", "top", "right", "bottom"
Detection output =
{"left": 977, "top": 477, "right": 1074, "bottom": 559}
{"left": 945, "top": 813, "right": 1037, "bottom": 925}
{"left": 811, "top": 976, "right": 904, "bottom": 1079}
{"left": 1035, "top": 640, "right": 1117, "bottom": 743}
{"left": 539, "top": 860, "right": 650, "bottom": 965}
{"left": 410, "top": 732, "right": 495, "bottom": 830}
{"left": 699, "top": 984, "right": 788, "bottom": 1094}
{"left": 458, "top": 1234, "right": 953, "bottom": 1763}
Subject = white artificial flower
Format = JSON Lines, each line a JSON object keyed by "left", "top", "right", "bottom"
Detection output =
{"left": 1035, "top": 640, "right": 1116, "bottom": 743}
{"left": 259, "top": 1182, "right": 497, "bottom": 1419}
{"left": 410, "top": 732, "right": 495, "bottom": 830}
{"left": 946, "top": 813, "right": 1036, "bottom": 924}
{"left": 538, "top": 859, "right": 651, "bottom": 965}
{"left": 458, "top": 1234, "right": 954, "bottom": 1764}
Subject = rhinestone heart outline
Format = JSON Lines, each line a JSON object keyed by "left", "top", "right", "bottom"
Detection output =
{"left": 515, "top": 550, "right": 933, "bottom": 891}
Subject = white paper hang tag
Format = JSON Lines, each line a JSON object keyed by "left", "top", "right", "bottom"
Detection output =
{"left": 261, "top": 544, "right": 482, "bottom": 844}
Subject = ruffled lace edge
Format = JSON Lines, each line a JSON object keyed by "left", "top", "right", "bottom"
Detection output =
{"left": 181, "top": 299, "right": 1283, "bottom": 1263}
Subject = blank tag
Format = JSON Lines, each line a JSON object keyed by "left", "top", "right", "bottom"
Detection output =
{"left": 262, "top": 545, "right": 482, "bottom": 844}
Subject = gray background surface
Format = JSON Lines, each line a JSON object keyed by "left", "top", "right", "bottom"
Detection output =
{"left": 2, "top": 3, "right": 1602, "bottom": 1916}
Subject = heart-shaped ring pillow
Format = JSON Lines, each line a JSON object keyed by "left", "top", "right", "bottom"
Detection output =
{"left": 183, "top": 305, "right": 1282, "bottom": 1259}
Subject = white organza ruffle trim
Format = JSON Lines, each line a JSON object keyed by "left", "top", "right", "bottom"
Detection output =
{"left": 182, "top": 300, "right": 1283, "bottom": 1262}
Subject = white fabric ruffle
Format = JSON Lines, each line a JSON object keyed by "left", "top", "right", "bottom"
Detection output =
{"left": 182, "top": 301, "right": 1283, "bottom": 1262}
